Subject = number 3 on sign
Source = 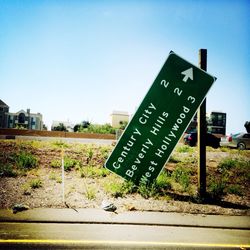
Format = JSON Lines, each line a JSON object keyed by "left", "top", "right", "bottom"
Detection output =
{"left": 160, "top": 80, "right": 169, "bottom": 88}
{"left": 187, "top": 96, "right": 195, "bottom": 104}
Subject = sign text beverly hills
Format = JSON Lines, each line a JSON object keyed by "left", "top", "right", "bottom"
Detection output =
{"left": 105, "top": 51, "right": 216, "bottom": 185}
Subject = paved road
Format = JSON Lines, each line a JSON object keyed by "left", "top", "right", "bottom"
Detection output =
{"left": 0, "top": 222, "right": 249, "bottom": 249}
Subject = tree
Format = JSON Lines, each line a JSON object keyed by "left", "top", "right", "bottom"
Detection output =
{"left": 82, "top": 121, "right": 90, "bottom": 128}
{"left": 244, "top": 121, "right": 250, "bottom": 133}
{"left": 74, "top": 121, "right": 91, "bottom": 132}
{"left": 52, "top": 123, "right": 67, "bottom": 132}
{"left": 119, "top": 120, "right": 128, "bottom": 130}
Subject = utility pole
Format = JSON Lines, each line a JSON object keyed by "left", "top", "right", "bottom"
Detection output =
{"left": 198, "top": 49, "right": 207, "bottom": 198}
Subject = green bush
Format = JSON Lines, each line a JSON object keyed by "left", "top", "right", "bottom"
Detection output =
{"left": 79, "top": 123, "right": 116, "bottom": 134}
{"left": 15, "top": 152, "right": 38, "bottom": 170}
{"left": 0, "top": 163, "right": 17, "bottom": 177}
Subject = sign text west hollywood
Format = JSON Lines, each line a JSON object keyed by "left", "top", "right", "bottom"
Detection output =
{"left": 105, "top": 51, "right": 216, "bottom": 185}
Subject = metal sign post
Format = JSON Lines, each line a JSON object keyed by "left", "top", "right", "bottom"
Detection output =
{"left": 198, "top": 49, "right": 207, "bottom": 198}
{"left": 105, "top": 51, "right": 216, "bottom": 185}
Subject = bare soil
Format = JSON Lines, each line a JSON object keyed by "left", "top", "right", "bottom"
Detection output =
{"left": 0, "top": 140, "right": 249, "bottom": 215}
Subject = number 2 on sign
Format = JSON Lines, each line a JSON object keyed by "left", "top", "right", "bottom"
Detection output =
{"left": 174, "top": 87, "right": 183, "bottom": 96}
{"left": 160, "top": 80, "right": 169, "bottom": 88}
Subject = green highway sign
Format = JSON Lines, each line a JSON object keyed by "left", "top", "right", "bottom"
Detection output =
{"left": 105, "top": 51, "right": 216, "bottom": 185}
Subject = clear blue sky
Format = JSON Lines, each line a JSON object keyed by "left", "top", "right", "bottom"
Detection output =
{"left": 1, "top": 0, "right": 249, "bottom": 133}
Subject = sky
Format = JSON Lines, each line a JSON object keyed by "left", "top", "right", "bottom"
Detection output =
{"left": 0, "top": 0, "right": 249, "bottom": 134}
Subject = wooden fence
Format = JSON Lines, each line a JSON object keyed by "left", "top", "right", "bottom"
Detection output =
{"left": 0, "top": 128, "right": 115, "bottom": 140}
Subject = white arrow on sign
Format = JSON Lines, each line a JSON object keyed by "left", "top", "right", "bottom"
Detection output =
{"left": 181, "top": 67, "right": 193, "bottom": 82}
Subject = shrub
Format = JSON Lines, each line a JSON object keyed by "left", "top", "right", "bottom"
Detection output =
{"left": 78, "top": 123, "right": 116, "bottom": 134}
{"left": 0, "top": 163, "right": 17, "bottom": 177}
{"left": 15, "top": 152, "right": 38, "bottom": 170}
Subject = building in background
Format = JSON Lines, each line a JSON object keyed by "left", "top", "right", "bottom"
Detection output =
{"left": 51, "top": 120, "right": 74, "bottom": 132}
{"left": 0, "top": 99, "right": 9, "bottom": 128}
{"left": 0, "top": 99, "right": 43, "bottom": 130}
{"left": 186, "top": 111, "right": 226, "bottom": 136}
{"left": 110, "top": 111, "right": 129, "bottom": 128}
{"left": 207, "top": 111, "right": 226, "bottom": 135}
{"left": 7, "top": 109, "right": 43, "bottom": 130}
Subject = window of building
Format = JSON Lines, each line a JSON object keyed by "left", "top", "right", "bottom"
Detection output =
{"left": 18, "top": 113, "right": 25, "bottom": 124}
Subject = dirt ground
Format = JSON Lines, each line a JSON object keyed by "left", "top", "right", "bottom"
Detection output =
{"left": 0, "top": 140, "right": 249, "bottom": 215}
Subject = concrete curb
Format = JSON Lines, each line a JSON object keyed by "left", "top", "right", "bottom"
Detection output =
{"left": 0, "top": 209, "right": 249, "bottom": 229}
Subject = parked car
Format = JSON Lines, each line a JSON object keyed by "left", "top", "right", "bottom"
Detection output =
{"left": 227, "top": 133, "right": 250, "bottom": 150}
{"left": 184, "top": 132, "right": 220, "bottom": 148}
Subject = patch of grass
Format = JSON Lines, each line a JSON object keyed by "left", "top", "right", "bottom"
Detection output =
{"left": 138, "top": 171, "right": 172, "bottom": 199}
{"left": 85, "top": 186, "right": 97, "bottom": 200}
{"left": 51, "top": 157, "right": 81, "bottom": 171}
{"left": 64, "top": 157, "right": 81, "bottom": 171}
{"left": 138, "top": 182, "right": 159, "bottom": 199}
{"left": 171, "top": 165, "right": 191, "bottom": 191}
{"left": 168, "top": 155, "right": 181, "bottom": 163}
{"left": 15, "top": 151, "right": 38, "bottom": 170}
{"left": 29, "top": 178, "right": 42, "bottom": 189}
{"left": 208, "top": 177, "right": 226, "bottom": 198}
{"left": 49, "top": 171, "right": 62, "bottom": 183}
{"left": 21, "top": 183, "right": 31, "bottom": 195}
{"left": 218, "top": 157, "right": 238, "bottom": 172}
{"left": 79, "top": 166, "right": 110, "bottom": 178}
{"left": 86, "top": 148, "right": 94, "bottom": 164}
{"left": 99, "top": 146, "right": 111, "bottom": 160}
{"left": 218, "top": 157, "right": 249, "bottom": 174}
{"left": 156, "top": 170, "right": 172, "bottom": 190}
{"left": 0, "top": 163, "right": 17, "bottom": 177}
{"left": 227, "top": 184, "right": 243, "bottom": 196}
{"left": 50, "top": 159, "right": 61, "bottom": 168}
{"left": 104, "top": 180, "right": 135, "bottom": 198}
{"left": 175, "top": 145, "right": 195, "bottom": 153}
{"left": 51, "top": 141, "right": 70, "bottom": 148}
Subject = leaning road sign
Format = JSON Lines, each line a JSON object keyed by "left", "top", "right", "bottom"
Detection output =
{"left": 105, "top": 51, "right": 216, "bottom": 185}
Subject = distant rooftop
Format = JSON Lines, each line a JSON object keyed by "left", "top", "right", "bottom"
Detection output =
{"left": 111, "top": 111, "right": 129, "bottom": 116}
{"left": 0, "top": 99, "right": 9, "bottom": 107}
